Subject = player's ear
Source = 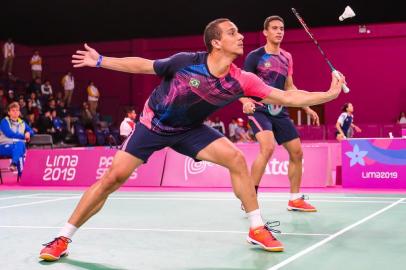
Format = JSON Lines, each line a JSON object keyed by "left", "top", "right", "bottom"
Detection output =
{"left": 211, "top": 39, "right": 221, "bottom": 50}
{"left": 262, "top": 29, "right": 268, "bottom": 37}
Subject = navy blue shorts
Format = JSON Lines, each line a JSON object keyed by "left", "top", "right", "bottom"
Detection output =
{"left": 248, "top": 111, "right": 299, "bottom": 145}
{"left": 120, "top": 122, "right": 224, "bottom": 162}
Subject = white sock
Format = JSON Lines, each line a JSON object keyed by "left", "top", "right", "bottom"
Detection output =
{"left": 247, "top": 209, "right": 264, "bottom": 228}
{"left": 290, "top": 193, "right": 303, "bottom": 201}
{"left": 57, "top": 222, "right": 78, "bottom": 239}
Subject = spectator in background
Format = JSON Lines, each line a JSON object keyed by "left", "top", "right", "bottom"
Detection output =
{"left": 36, "top": 109, "right": 53, "bottom": 135}
{"left": 29, "top": 92, "right": 42, "bottom": 116}
{"left": 2, "top": 38, "right": 15, "bottom": 74}
{"left": 27, "top": 77, "right": 42, "bottom": 96}
{"left": 55, "top": 91, "right": 64, "bottom": 105}
{"left": 0, "top": 102, "right": 34, "bottom": 173}
{"left": 228, "top": 117, "right": 238, "bottom": 142}
{"left": 398, "top": 112, "right": 406, "bottom": 124}
{"left": 234, "top": 118, "right": 252, "bottom": 143}
{"left": 211, "top": 116, "right": 225, "bottom": 134}
{"left": 0, "top": 88, "right": 8, "bottom": 117}
{"left": 7, "top": 90, "right": 17, "bottom": 103}
{"left": 336, "top": 102, "right": 362, "bottom": 141}
{"left": 57, "top": 100, "right": 73, "bottom": 135}
{"left": 50, "top": 109, "right": 67, "bottom": 144}
{"left": 119, "top": 106, "right": 136, "bottom": 140}
{"left": 61, "top": 71, "right": 75, "bottom": 107}
{"left": 80, "top": 102, "right": 94, "bottom": 130}
{"left": 41, "top": 79, "right": 53, "bottom": 105}
{"left": 203, "top": 117, "right": 213, "bottom": 127}
{"left": 18, "top": 98, "right": 27, "bottom": 119}
{"left": 86, "top": 81, "right": 99, "bottom": 116}
{"left": 30, "top": 50, "right": 42, "bottom": 79}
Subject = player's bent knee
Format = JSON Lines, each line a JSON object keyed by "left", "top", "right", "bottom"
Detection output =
{"left": 228, "top": 150, "right": 247, "bottom": 170}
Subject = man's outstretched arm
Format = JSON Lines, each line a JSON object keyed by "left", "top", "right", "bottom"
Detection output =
{"left": 72, "top": 43, "right": 155, "bottom": 74}
{"left": 261, "top": 72, "right": 345, "bottom": 108}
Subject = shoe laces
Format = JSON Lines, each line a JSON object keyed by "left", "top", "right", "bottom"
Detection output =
{"left": 42, "top": 237, "right": 72, "bottom": 247}
{"left": 301, "top": 195, "right": 309, "bottom": 201}
{"left": 264, "top": 221, "right": 281, "bottom": 238}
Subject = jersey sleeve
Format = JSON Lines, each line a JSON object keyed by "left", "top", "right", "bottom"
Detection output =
{"left": 285, "top": 51, "right": 293, "bottom": 76}
{"left": 153, "top": 52, "right": 196, "bottom": 77}
{"left": 337, "top": 113, "right": 347, "bottom": 125}
{"left": 243, "top": 51, "right": 258, "bottom": 73}
{"left": 238, "top": 70, "right": 274, "bottom": 100}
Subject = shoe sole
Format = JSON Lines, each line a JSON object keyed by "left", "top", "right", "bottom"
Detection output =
{"left": 287, "top": 207, "right": 317, "bottom": 212}
{"left": 246, "top": 237, "right": 284, "bottom": 252}
{"left": 39, "top": 251, "right": 68, "bottom": 261}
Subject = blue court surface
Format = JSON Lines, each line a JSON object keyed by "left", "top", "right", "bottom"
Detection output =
{"left": 1, "top": 190, "right": 406, "bottom": 270}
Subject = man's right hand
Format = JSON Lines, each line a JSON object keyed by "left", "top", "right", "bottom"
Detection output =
{"left": 72, "top": 43, "right": 100, "bottom": 68}
{"left": 328, "top": 71, "right": 346, "bottom": 98}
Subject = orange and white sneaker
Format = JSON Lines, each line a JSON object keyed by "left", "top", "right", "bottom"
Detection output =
{"left": 39, "top": 236, "right": 71, "bottom": 261}
{"left": 247, "top": 221, "right": 284, "bottom": 252}
{"left": 287, "top": 195, "right": 317, "bottom": 212}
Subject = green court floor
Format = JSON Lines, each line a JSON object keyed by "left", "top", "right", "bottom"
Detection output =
{"left": 1, "top": 191, "right": 405, "bottom": 270}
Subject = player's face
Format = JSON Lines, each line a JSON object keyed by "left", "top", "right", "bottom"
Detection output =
{"left": 217, "top": 21, "right": 244, "bottom": 56}
{"left": 8, "top": 107, "right": 20, "bottom": 120}
{"left": 264, "top": 20, "right": 284, "bottom": 45}
{"left": 347, "top": 103, "right": 354, "bottom": 113}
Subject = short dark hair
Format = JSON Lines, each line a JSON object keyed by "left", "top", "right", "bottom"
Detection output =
{"left": 342, "top": 103, "right": 351, "bottom": 112}
{"left": 204, "top": 18, "right": 230, "bottom": 53}
{"left": 264, "top": 15, "right": 284, "bottom": 30}
{"left": 124, "top": 106, "right": 135, "bottom": 114}
{"left": 8, "top": 102, "right": 19, "bottom": 111}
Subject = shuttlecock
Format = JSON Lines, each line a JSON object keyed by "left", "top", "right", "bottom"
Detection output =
{"left": 339, "top": 6, "right": 356, "bottom": 21}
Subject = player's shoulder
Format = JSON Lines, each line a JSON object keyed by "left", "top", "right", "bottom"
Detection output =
{"left": 246, "top": 47, "right": 266, "bottom": 58}
{"left": 169, "top": 51, "right": 205, "bottom": 63}
{"left": 280, "top": 48, "right": 292, "bottom": 58}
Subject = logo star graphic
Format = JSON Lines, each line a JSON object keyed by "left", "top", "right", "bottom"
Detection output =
{"left": 345, "top": 144, "right": 368, "bottom": 167}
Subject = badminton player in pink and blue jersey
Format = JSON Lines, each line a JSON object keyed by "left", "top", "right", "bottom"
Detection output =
{"left": 40, "top": 18, "right": 345, "bottom": 261}
{"left": 241, "top": 16, "right": 319, "bottom": 212}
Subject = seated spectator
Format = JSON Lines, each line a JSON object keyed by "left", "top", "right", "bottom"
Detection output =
{"left": 18, "top": 97, "right": 28, "bottom": 119}
{"left": 57, "top": 100, "right": 73, "bottom": 135}
{"left": 55, "top": 91, "right": 64, "bottom": 105}
{"left": 0, "top": 87, "right": 8, "bottom": 117}
{"left": 7, "top": 90, "right": 17, "bottom": 103}
{"left": 29, "top": 92, "right": 42, "bottom": 115}
{"left": 27, "top": 77, "right": 42, "bottom": 96}
{"left": 203, "top": 117, "right": 213, "bottom": 127}
{"left": 119, "top": 106, "right": 136, "bottom": 140}
{"left": 234, "top": 118, "right": 252, "bottom": 143}
{"left": 211, "top": 116, "right": 225, "bottom": 134}
{"left": 0, "top": 102, "right": 34, "bottom": 173}
{"left": 40, "top": 79, "right": 53, "bottom": 105}
{"left": 398, "top": 112, "right": 406, "bottom": 124}
{"left": 228, "top": 117, "right": 238, "bottom": 142}
{"left": 36, "top": 109, "right": 53, "bottom": 134}
{"left": 50, "top": 109, "right": 67, "bottom": 143}
{"left": 80, "top": 102, "right": 94, "bottom": 130}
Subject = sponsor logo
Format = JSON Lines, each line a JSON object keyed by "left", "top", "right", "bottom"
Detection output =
{"left": 361, "top": 171, "right": 398, "bottom": 179}
{"left": 43, "top": 155, "right": 78, "bottom": 181}
{"left": 184, "top": 156, "right": 304, "bottom": 179}
{"left": 96, "top": 156, "right": 137, "bottom": 180}
{"left": 189, "top": 78, "right": 200, "bottom": 88}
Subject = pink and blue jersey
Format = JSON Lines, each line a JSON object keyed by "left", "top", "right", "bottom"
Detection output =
{"left": 140, "top": 52, "right": 273, "bottom": 135}
{"left": 244, "top": 47, "right": 293, "bottom": 117}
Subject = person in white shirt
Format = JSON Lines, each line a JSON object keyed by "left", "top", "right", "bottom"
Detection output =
{"left": 30, "top": 50, "right": 42, "bottom": 79}
{"left": 119, "top": 107, "right": 137, "bottom": 139}
{"left": 211, "top": 116, "right": 225, "bottom": 134}
{"left": 2, "top": 38, "right": 15, "bottom": 74}
{"left": 86, "top": 81, "right": 100, "bottom": 116}
{"left": 228, "top": 117, "right": 238, "bottom": 142}
{"left": 61, "top": 71, "right": 75, "bottom": 107}
{"left": 398, "top": 112, "right": 406, "bottom": 124}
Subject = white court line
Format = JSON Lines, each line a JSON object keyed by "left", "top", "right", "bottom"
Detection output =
{"left": 0, "top": 197, "right": 79, "bottom": 209}
{"left": 18, "top": 196, "right": 399, "bottom": 204}
{"left": 32, "top": 193, "right": 406, "bottom": 200}
{"left": 0, "top": 225, "right": 330, "bottom": 237}
{"left": 267, "top": 198, "right": 405, "bottom": 270}
{"left": 0, "top": 193, "right": 41, "bottom": 201}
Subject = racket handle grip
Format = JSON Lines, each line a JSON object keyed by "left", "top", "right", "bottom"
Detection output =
{"left": 333, "top": 70, "right": 350, "bottom": 93}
